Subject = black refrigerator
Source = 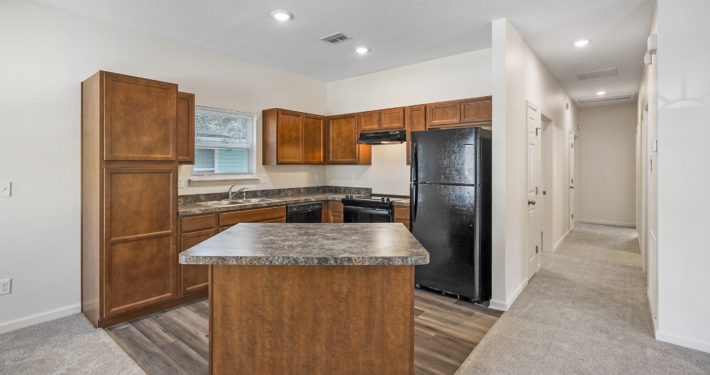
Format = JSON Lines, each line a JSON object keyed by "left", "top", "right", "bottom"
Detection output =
{"left": 410, "top": 127, "right": 492, "bottom": 302}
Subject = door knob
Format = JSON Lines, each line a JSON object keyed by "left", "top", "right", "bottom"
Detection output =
{"left": 528, "top": 200, "right": 536, "bottom": 205}
{"left": 569, "top": 186, "right": 574, "bottom": 189}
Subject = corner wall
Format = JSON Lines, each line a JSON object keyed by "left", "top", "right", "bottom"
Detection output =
{"left": 325, "top": 50, "right": 492, "bottom": 195}
{"left": 0, "top": 0, "right": 326, "bottom": 333}
{"left": 656, "top": 0, "right": 710, "bottom": 353}
{"left": 490, "top": 19, "right": 578, "bottom": 310}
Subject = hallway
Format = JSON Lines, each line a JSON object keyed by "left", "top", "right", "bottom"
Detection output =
{"left": 457, "top": 224, "right": 710, "bottom": 374}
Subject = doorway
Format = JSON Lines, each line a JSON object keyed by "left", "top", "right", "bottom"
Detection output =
{"left": 568, "top": 130, "right": 576, "bottom": 231}
{"left": 540, "top": 115, "right": 553, "bottom": 253}
{"left": 526, "top": 103, "right": 541, "bottom": 279}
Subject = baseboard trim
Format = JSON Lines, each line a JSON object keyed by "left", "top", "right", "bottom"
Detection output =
{"left": 489, "top": 280, "right": 528, "bottom": 311}
{"left": 576, "top": 219, "right": 636, "bottom": 228}
{"left": 553, "top": 230, "right": 570, "bottom": 252}
{"left": 0, "top": 303, "right": 81, "bottom": 334}
{"left": 656, "top": 329, "right": 710, "bottom": 354}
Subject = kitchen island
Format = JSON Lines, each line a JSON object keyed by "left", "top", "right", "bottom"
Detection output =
{"left": 179, "top": 223, "right": 429, "bottom": 375}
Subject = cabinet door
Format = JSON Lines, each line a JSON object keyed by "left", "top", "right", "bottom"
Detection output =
{"left": 329, "top": 201, "right": 343, "bottom": 223}
{"left": 104, "top": 164, "right": 177, "bottom": 317}
{"left": 303, "top": 114, "right": 325, "bottom": 164}
{"left": 180, "top": 228, "right": 215, "bottom": 295}
{"left": 327, "top": 115, "right": 359, "bottom": 164}
{"left": 405, "top": 105, "right": 426, "bottom": 165}
{"left": 103, "top": 72, "right": 177, "bottom": 160}
{"left": 176, "top": 92, "right": 195, "bottom": 164}
{"left": 381, "top": 108, "right": 405, "bottom": 130}
{"left": 277, "top": 110, "right": 304, "bottom": 164}
{"left": 461, "top": 97, "right": 492, "bottom": 124}
{"left": 426, "top": 100, "right": 461, "bottom": 128}
{"left": 358, "top": 110, "right": 381, "bottom": 132}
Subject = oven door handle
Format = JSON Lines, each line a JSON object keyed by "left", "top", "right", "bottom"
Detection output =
{"left": 344, "top": 206, "right": 392, "bottom": 216}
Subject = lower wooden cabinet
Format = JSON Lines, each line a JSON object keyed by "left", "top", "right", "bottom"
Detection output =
{"left": 394, "top": 206, "right": 410, "bottom": 230}
{"left": 328, "top": 201, "right": 344, "bottom": 223}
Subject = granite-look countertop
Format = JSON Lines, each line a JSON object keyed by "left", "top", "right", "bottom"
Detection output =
{"left": 179, "top": 194, "right": 410, "bottom": 216}
{"left": 179, "top": 223, "right": 429, "bottom": 266}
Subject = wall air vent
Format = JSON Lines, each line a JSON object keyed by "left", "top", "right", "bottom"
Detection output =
{"left": 576, "top": 92, "right": 637, "bottom": 106}
{"left": 320, "top": 32, "right": 351, "bottom": 44}
{"left": 576, "top": 67, "right": 618, "bottom": 80}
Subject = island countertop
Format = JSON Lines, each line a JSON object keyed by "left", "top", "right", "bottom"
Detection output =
{"left": 179, "top": 223, "right": 429, "bottom": 266}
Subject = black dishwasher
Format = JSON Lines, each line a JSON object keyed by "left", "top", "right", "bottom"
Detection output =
{"left": 286, "top": 202, "right": 323, "bottom": 223}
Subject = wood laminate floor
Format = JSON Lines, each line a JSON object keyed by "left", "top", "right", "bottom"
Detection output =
{"left": 108, "top": 289, "right": 500, "bottom": 375}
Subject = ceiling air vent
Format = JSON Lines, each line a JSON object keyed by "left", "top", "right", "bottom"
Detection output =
{"left": 320, "top": 32, "right": 351, "bottom": 44}
{"left": 576, "top": 93, "right": 636, "bottom": 105}
{"left": 576, "top": 67, "right": 618, "bottom": 80}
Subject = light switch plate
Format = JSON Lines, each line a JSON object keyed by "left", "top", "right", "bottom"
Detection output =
{"left": 0, "top": 278, "right": 11, "bottom": 296}
{"left": 0, "top": 182, "right": 11, "bottom": 197}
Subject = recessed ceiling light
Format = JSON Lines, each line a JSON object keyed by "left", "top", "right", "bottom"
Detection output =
{"left": 596, "top": 90, "right": 606, "bottom": 96}
{"left": 270, "top": 10, "right": 293, "bottom": 22}
{"left": 574, "top": 39, "right": 590, "bottom": 48}
{"left": 355, "top": 46, "right": 370, "bottom": 55}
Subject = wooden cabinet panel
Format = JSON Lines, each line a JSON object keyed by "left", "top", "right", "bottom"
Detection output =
{"left": 358, "top": 110, "right": 382, "bottom": 132}
{"left": 394, "top": 206, "right": 410, "bottom": 230}
{"left": 104, "top": 164, "right": 177, "bottom": 317}
{"left": 405, "top": 105, "right": 426, "bottom": 165}
{"left": 180, "top": 228, "right": 216, "bottom": 295}
{"left": 327, "top": 115, "right": 358, "bottom": 164}
{"left": 303, "top": 114, "right": 325, "bottom": 164}
{"left": 461, "top": 96, "right": 492, "bottom": 124}
{"left": 381, "top": 108, "right": 405, "bottom": 130}
{"left": 426, "top": 100, "right": 461, "bottom": 128}
{"left": 276, "top": 110, "right": 304, "bottom": 164}
{"left": 329, "top": 201, "right": 344, "bottom": 223}
{"left": 176, "top": 92, "right": 195, "bottom": 164}
{"left": 103, "top": 72, "right": 177, "bottom": 160}
{"left": 181, "top": 214, "right": 217, "bottom": 232}
{"left": 219, "top": 206, "right": 286, "bottom": 227}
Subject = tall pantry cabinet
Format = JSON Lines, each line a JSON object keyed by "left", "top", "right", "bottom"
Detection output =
{"left": 82, "top": 71, "right": 194, "bottom": 328}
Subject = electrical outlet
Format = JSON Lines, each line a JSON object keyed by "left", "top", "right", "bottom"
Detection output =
{"left": 0, "top": 278, "right": 11, "bottom": 296}
{"left": 0, "top": 181, "right": 11, "bottom": 197}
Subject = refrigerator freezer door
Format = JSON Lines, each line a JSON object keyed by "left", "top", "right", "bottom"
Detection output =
{"left": 411, "top": 183, "right": 484, "bottom": 300}
{"left": 411, "top": 128, "right": 478, "bottom": 185}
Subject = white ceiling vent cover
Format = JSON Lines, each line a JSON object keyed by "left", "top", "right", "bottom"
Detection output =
{"left": 576, "top": 67, "right": 618, "bottom": 80}
{"left": 320, "top": 32, "right": 352, "bottom": 44}
{"left": 576, "top": 92, "right": 636, "bottom": 105}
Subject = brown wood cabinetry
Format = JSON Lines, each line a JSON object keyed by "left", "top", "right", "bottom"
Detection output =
{"left": 426, "top": 96, "right": 492, "bottom": 129}
{"left": 82, "top": 71, "right": 195, "bottom": 328}
{"left": 405, "top": 105, "right": 427, "bottom": 165}
{"left": 327, "top": 114, "right": 371, "bottom": 165}
{"left": 327, "top": 201, "right": 344, "bottom": 223}
{"left": 176, "top": 92, "right": 195, "bottom": 164}
{"left": 178, "top": 214, "right": 218, "bottom": 296}
{"left": 218, "top": 206, "right": 286, "bottom": 231}
{"left": 460, "top": 97, "right": 493, "bottom": 124}
{"left": 394, "top": 206, "right": 411, "bottom": 230}
{"left": 262, "top": 109, "right": 325, "bottom": 165}
{"left": 357, "top": 107, "right": 405, "bottom": 132}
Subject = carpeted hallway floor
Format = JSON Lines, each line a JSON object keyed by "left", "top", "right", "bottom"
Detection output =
{"left": 456, "top": 223, "right": 710, "bottom": 374}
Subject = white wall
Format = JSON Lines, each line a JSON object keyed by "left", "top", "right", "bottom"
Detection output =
{"left": 656, "top": 0, "right": 710, "bottom": 353}
{"left": 0, "top": 0, "right": 327, "bottom": 332}
{"left": 325, "top": 50, "right": 492, "bottom": 195}
{"left": 637, "top": 0, "right": 659, "bottom": 330}
{"left": 490, "top": 19, "right": 577, "bottom": 310}
{"left": 577, "top": 104, "right": 637, "bottom": 227}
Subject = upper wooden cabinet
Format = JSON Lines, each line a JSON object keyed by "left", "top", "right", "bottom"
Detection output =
{"left": 405, "top": 105, "right": 426, "bottom": 165}
{"left": 262, "top": 109, "right": 325, "bottom": 165}
{"left": 460, "top": 97, "right": 492, "bottom": 124}
{"left": 102, "top": 72, "right": 178, "bottom": 160}
{"left": 327, "top": 114, "right": 371, "bottom": 165}
{"left": 176, "top": 92, "right": 195, "bottom": 164}
{"left": 357, "top": 107, "right": 405, "bottom": 132}
{"left": 426, "top": 96, "right": 492, "bottom": 129}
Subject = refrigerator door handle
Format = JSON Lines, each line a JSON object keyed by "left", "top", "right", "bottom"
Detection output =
{"left": 411, "top": 141, "right": 418, "bottom": 222}
{"left": 411, "top": 183, "right": 418, "bottom": 222}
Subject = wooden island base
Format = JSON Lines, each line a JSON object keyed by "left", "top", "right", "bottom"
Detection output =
{"left": 209, "top": 265, "right": 414, "bottom": 375}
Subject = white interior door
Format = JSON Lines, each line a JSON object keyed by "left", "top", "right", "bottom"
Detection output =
{"left": 569, "top": 131, "right": 576, "bottom": 231}
{"left": 526, "top": 104, "right": 541, "bottom": 279}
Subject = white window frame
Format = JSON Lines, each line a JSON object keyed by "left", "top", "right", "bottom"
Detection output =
{"left": 190, "top": 106, "right": 259, "bottom": 181}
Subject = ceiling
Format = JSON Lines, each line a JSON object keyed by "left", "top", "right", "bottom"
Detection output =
{"left": 34, "top": 0, "right": 653, "bottom": 101}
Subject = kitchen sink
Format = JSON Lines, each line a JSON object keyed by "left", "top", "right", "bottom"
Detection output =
{"left": 199, "top": 198, "right": 277, "bottom": 207}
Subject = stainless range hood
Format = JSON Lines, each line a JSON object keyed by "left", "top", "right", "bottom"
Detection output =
{"left": 357, "top": 130, "right": 407, "bottom": 145}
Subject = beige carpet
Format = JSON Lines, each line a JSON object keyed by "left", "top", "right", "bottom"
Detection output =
{"left": 0, "top": 313, "right": 144, "bottom": 375}
{"left": 456, "top": 223, "right": 710, "bottom": 374}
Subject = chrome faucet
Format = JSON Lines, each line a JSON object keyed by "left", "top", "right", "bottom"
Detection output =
{"left": 227, "top": 185, "right": 248, "bottom": 200}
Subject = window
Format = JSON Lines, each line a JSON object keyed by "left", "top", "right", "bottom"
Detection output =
{"left": 193, "top": 106, "right": 255, "bottom": 175}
